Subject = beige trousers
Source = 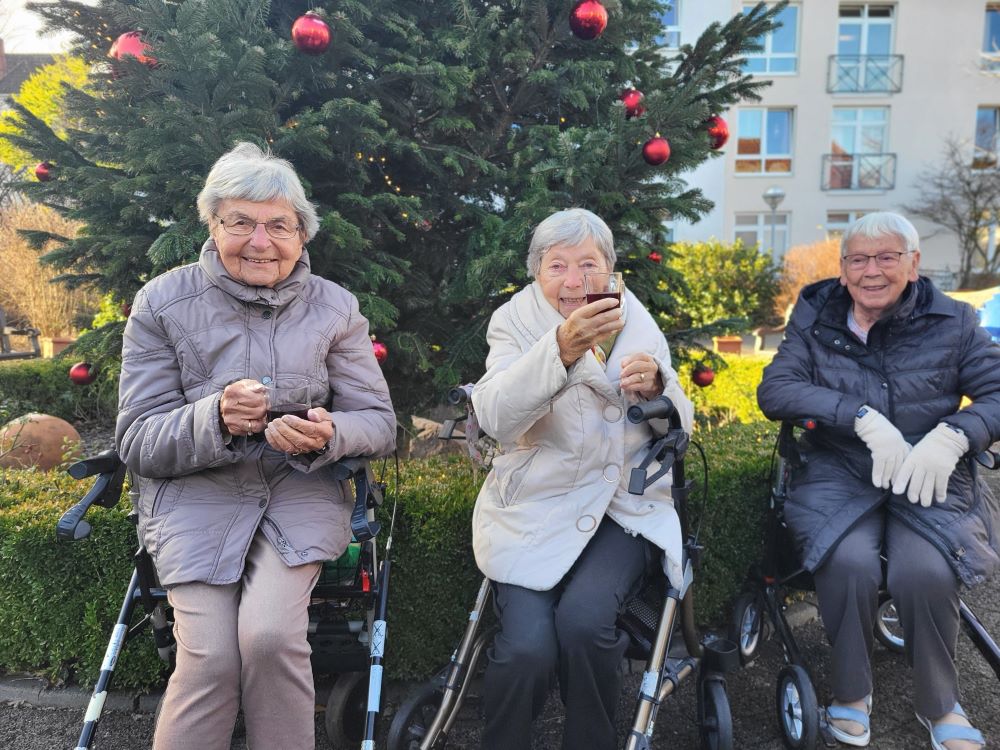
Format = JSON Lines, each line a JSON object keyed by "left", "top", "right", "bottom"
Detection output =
{"left": 153, "top": 531, "right": 322, "bottom": 750}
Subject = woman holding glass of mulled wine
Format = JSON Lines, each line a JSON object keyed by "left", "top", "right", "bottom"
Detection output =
{"left": 470, "top": 208, "right": 693, "bottom": 750}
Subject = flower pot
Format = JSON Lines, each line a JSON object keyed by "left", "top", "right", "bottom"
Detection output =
{"left": 40, "top": 336, "right": 75, "bottom": 358}
{"left": 713, "top": 335, "right": 743, "bottom": 355}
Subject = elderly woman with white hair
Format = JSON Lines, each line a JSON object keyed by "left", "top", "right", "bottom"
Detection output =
{"left": 470, "top": 208, "right": 694, "bottom": 750}
{"left": 758, "top": 211, "right": 1000, "bottom": 750}
{"left": 115, "top": 141, "right": 396, "bottom": 750}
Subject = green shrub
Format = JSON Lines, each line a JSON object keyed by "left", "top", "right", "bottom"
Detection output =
{"left": 678, "top": 353, "right": 771, "bottom": 427}
{"left": 0, "top": 357, "right": 118, "bottom": 424}
{"left": 0, "top": 424, "right": 778, "bottom": 686}
{"left": 666, "top": 239, "right": 780, "bottom": 330}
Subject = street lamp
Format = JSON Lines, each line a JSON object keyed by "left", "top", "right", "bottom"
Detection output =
{"left": 762, "top": 185, "right": 786, "bottom": 259}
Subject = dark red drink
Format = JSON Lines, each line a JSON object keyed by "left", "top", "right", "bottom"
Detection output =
{"left": 586, "top": 291, "right": 621, "bottom": 307}
{"left": 267, "top": 404, "right": 310, "bottom": 422}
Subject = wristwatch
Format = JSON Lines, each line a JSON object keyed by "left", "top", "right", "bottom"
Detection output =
{"left": 856, "top": 406, "right": 869, "bottom": 420}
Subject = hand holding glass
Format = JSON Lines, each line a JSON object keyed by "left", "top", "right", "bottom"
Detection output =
{"left": 584, "top": 272, "right": 624, "bottom": 307}
{"left": 265, "top": 382, "right": 312, "bottom": 422}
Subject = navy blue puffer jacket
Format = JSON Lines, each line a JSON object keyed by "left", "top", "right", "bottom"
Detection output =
{"left": 757, "top": 277, "right": 1000, "bottom": 587}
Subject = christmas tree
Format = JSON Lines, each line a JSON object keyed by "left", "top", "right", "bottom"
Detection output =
{"left": 10, "top": 0, "right": 781, "bottom": 413}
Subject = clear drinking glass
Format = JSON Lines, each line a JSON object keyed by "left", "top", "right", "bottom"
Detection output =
{"left": 584, "top": 272, "right": 624, "bottom": 307}
{"left": 265, "top": 379, "right": 312, "bottom": 422}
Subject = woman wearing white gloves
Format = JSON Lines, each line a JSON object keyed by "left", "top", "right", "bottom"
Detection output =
{"left": 758, "top": 212, "right": 1000, "bottom": 750}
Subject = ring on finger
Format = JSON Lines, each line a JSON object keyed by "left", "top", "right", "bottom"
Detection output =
{"left": 639, "top": 372, "right": 645, "bottom": 382}
{"left": 247, "top": 419, "right": 252, "bottom": 433}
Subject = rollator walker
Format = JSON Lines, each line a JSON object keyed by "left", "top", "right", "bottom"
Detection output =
{"left": 728, "top": 419, "right": 1000, "bottom": 750}
{"left": 387, "top": 386, "right": 741, "bottom": 750}
{"left": 57, "top": 449, "right": 393, "bottom": 750}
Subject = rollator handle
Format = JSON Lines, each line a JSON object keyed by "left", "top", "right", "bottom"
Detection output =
{"left": 57, "top": 455, "right": 127, "bottom": 541}
{"left": 627, "top": 395, "right": 676, "bottom": 425}
{"left": 67, "top": 449, "right": 123, "bottom": 480}
{"left": 447, "top": 383, "right": 475, "bottom": 405}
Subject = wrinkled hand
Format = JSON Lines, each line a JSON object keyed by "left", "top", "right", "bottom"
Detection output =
{"left": 265, "top": 406, "right": 335, "bottom": 456}
{"left": 891, "top": 423, "right": 968, "bottom": 507}
{"left": 620, "top": 353, "right": 663, "bottom": 398}
{"left": 853, "top": 407, "right": 910, "bottom": 489}
{"left": 219, "top": 379, "right": 267, "bottom": 437}
{"left": 556, "top": 298, "right": 625, "bottom": 367}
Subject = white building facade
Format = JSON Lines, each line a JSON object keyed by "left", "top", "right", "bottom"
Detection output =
{"left": 669, "top": 1, "right": 1000, "bottom": 288}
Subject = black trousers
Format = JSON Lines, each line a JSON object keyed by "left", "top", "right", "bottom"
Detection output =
{"left": 482, "top": 516, "right": 653, "bottom": 750}
{"left": 814, "top": 511, "right": 961, "bottom": 719}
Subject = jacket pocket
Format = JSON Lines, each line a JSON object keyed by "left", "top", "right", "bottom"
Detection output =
{"left": 145, "top": 476, "right": 183, "bottom": 518}
{"left": 493, "top": 446, "right": 541, "bottom": 508}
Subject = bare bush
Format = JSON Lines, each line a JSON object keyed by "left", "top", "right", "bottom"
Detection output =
{"left": 776, "top": 238, "right": 842, "bottom": 317}
{"left": 0, "top": 202, "right": 97, "bottom": 336}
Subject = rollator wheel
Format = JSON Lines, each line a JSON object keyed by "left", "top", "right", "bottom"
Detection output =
{"left": 386, "top": 681, "right": 446, "bottom": 750}
{"left": 698, "top": 679, "right": 734, "bottom": 750}
{"left": 774, "top": 664, "right": 818, "bottom": 750}
{"left": 324, "top": 671, "right": 370, "bottom": 749}
{"left": 728, "top": 592, "right": 764, "bottom": 665}
{"left": 874, "top": 592, "right": 905, "bottom": 653}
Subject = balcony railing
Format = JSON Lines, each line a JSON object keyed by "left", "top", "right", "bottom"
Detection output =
{"left": 827, "top": 55, "right": 904, "bottom": 93}
{"left": 821, "top": 153, "right": 896, "bottom": 191}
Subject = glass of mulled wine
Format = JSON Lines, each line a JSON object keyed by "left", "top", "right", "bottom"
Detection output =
{"left": 265, "top": 380, "right": 313, "bottom": 423}
{"left": 584, "top": 272, "right": 624, "bottom": 307}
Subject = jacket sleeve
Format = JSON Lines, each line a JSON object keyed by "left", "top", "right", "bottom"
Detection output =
{"left": 472, "top": 309, "right": 569, "bottom": 445}
{"left": 116, "top": 288, "right": 242, "bottom": 479}
{"left": 299, "top": 293, "right": 396, "bottom": 468}
{"left": 942, "top": 306, "right": 1000, "bottom": 454}
{"left": 757, "top": 314, "right": 865, "bottom": 427}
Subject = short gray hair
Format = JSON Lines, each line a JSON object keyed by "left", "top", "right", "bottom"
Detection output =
{"left": 526, "top": 208, "right": 616, "bottom": 277}
{"left": 197, "top": 142, "right": 320, "bottom": 241}
{"left": 841, "top": 211, "right": 919, "bottom": 256}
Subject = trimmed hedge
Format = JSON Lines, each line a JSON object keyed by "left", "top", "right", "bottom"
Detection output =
{"left": 0, "top": 357, "right": 119, "bottom": 424}
{"left": 0, "top": 423, "right": 775, "bottom": 686}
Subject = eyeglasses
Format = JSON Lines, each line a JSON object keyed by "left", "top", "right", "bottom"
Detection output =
{"left": 841, "top": 251, "right": 912, "bottom": 270}
{"left": 214, "top": 213, "right": 301, "bottom": 240}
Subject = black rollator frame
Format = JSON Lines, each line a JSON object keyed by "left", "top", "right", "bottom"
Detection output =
{"left": 57, "top": 450, "right": 393, "bottom": 750}
{"left": 387, "top": 392, "right": 740, "bottom": 750}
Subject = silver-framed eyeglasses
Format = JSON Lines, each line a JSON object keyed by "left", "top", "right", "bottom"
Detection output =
{"left": 841, "top": 251, "right": 912, "bottom": 270}
{"left": 214, "top": 212, "right": 301, "bottom": 240}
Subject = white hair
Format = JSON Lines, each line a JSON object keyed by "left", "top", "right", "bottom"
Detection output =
{"left": 526, "top": 208, "right": 616, "bottom": 277}
{"left": 196, "top": 142, "right": 320, "bottom": 240}
{"left": 840, "top": 211, "right": 919, "bottom": 255}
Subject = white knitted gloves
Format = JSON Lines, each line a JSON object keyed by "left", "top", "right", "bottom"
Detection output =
{"left": 854, "top": 407, "right": 911, "bottom": 489}
{"left": 892, "top": 423, "right": 969, "bottom": 507}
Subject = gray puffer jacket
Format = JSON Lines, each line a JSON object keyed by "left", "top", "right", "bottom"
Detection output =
{"left": 116, "top": 241, "right": 396, "bottom": 587}
{"left": 757, "top": 277, "right": 1000, "bottom": 587}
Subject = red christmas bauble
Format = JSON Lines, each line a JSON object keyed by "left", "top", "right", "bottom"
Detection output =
{"left": 69, "top": 362, "right": 97, "bottom": 386}
{"left": 706, "top": 115, "right": 729, "bottom": 150}
{"left": 372, "top": 340, "right": 388, "bottom": 364}
{"left": 642, "top": 136, "right": 671, "bottom": 166}
{"left": 291, "top": 12, "right": 332, "bottom": 55}
{"left": 692, "top": 364, "right": 715, "bottom": 388}
{"left": 120, "top": 302, "right": 132, "bottom": 318}
{"left": 569, "top": 0, "right": 608, "bottom": 40}
{"left": 109, "top": 31, "right": 156, "bottom": 66}
{"left": 620, "top": 88, "right": 645, "bottom": 119}
{"left": 34, "top": 162, "right": 53, "bottom": 182}
{"left": 647, "top": 251, "right": 663, "bottom": 263}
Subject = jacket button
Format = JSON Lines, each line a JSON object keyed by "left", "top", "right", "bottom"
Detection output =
{"left": 844, "top": 345, "right": 851, "bottom": 351}
{"left": 834, "top": 338, "right": 841, "bottom": 345}
{"left": 576, "top": 514, "right": 597, "bottom": 532}
{"left": 258, "top": 500, "right": 266, "bottom": 508}
{"left": 603, "top": 404, "right": 623, "bottom": 422}
{"left": 261, "top": 376, "right": 272, "bottom": 385}
{"left": 603, "top": 465, "right": 621, "bottom": 483}
{"left": 881, "top": 382, "right": 888, "bottom": 389}
{"left": 262, "top": 309, "right": 272, "bottom": 319}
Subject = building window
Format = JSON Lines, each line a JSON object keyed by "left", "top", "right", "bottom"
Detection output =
{"left": 657, "top": 2, "right": 680, "bottom": 48}
{"left": 743, "top": 3, "right": 799, "bottom": 74}
{"left": 824, "top": 107, "right": 894, "bottom": 189}
{"left": 984, "top": 4, "right": 1000, "bottom": 68}
{"left": 975, "top": 107, "right": 999, "bottom": 168}
{"left": 830, "top": 4, "right": 900, "bottom": 93}
{"left": 825, "top": 210, "right": 871, "bottom": 239}
{"left": 735, "top": 212, "right": 789, "bottom": 257}
{"left": 736, "top": 108, "right": 793, "bottom": 174}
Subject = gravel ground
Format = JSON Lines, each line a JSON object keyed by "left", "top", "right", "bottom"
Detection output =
{"left": 2, "top": 427, "right": 998, "bottom": 749}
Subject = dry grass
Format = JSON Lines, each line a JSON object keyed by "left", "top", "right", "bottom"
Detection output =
{"left": 0, "top": 201, "right": 97, "bottom": 337}
{"left": 776, "top": 238, "right": 842, "bottom": 318}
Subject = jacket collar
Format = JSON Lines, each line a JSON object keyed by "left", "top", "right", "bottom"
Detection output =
{"left": 793, "top": 276, "right": 947, "bottom": 332}
{"left": 198, "top": 238, "right": 311, "bottom": 307}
